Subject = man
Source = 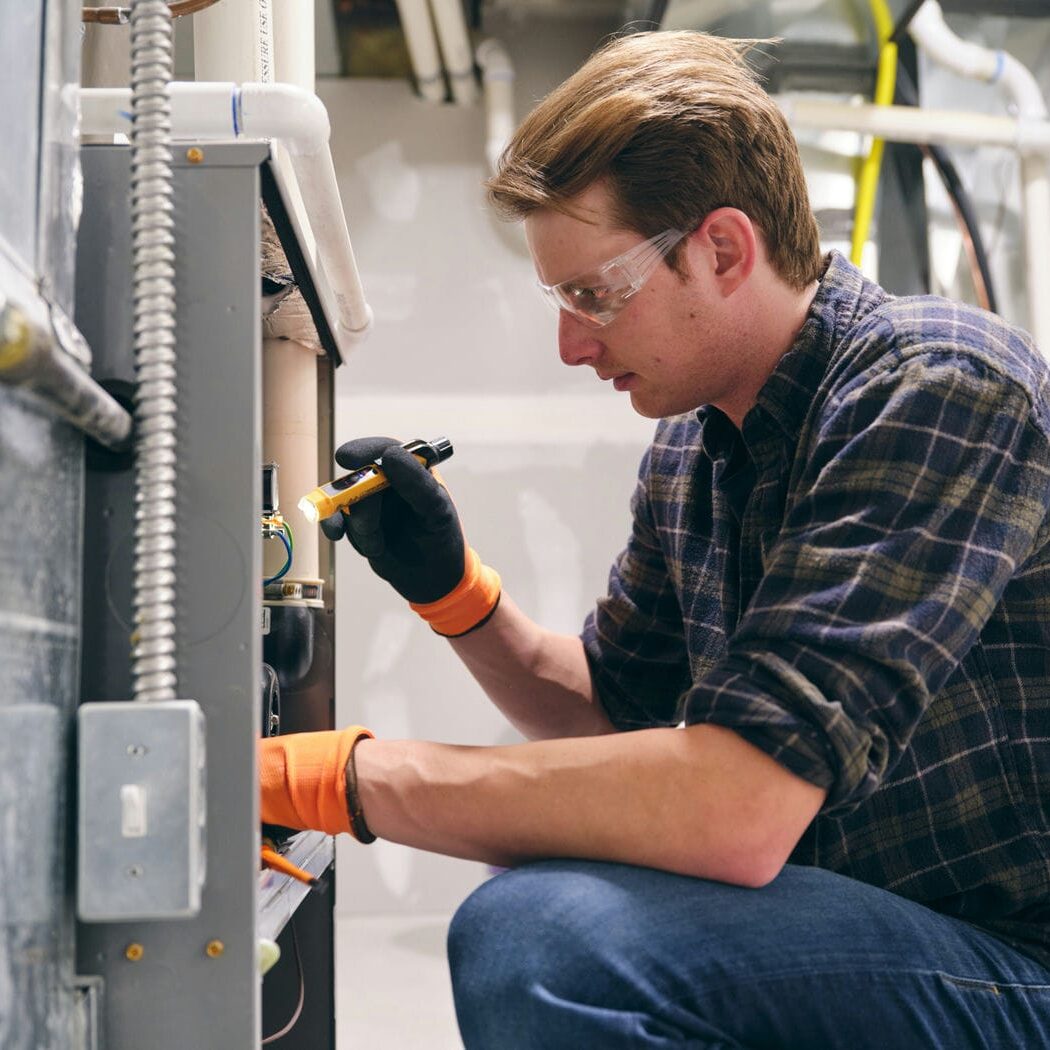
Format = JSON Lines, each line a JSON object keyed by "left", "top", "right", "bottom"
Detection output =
{"left": 261, "top": 30, "right": 1050, "bottom": 1048}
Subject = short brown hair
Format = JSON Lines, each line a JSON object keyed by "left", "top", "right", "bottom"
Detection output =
{"left": 486, "top": 30, "right": 823, "bottom": 289}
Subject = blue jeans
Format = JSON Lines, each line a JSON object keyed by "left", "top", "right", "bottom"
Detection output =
{"left": 447, "top": 861, "right": 1050, "bottom": 1049}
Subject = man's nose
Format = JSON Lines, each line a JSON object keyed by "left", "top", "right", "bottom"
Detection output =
{"left": 558, "top": 311, "right": 602, "bottom": 367}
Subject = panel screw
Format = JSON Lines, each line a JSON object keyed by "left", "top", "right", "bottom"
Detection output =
{"left": 205, "top": 939, "right": 225, "bottom": 959}
{"left": 186, "top": 147, "right": 205, "bottom": 164}
{"left": 125, "top": 943, "right": 144, "bottom": 962}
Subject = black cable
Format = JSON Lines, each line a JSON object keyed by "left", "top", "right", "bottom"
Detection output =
{"left": 889, "top": 0, "right": 927, "bottom": 45}
{"left": 261, "top": 918, "right": 305, "bottom": 1045}
{"left": 261, "top": 662, "right": 280, "bottom": 738}
{"left": 894, "top": 62, "right": 999, "bottom": 314}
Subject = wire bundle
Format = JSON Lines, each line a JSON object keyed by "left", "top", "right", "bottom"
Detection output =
{"left": 263, "top": 516, "right": 294, "bottom": 586}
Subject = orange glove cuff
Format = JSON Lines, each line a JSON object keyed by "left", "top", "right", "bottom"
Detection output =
{"left": 259, "top": 725, "right": 374, "bottom": 839}
{"left": 409, "top": 547, "right": 501, "bottom": 637}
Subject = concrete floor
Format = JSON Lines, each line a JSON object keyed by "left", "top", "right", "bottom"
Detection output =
{"left": 336, "top": 913, "right": 462, "bottom": 1048}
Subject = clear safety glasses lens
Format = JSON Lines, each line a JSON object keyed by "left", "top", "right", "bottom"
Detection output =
{"left": 538, "top": 228, "right": 687, "bottom": 328}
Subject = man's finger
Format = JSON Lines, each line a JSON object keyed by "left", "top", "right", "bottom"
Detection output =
{"left": 334, "top": 436, "right": 401, "bottom": 472}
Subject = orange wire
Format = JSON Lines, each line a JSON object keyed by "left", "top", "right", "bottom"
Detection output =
{"left": 260, "top": 846, "right": 319, "bottom": 888}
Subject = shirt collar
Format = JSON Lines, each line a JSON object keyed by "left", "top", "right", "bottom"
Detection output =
{"left": 694, "top": 251, "right": 885, "bottom": 459}
{"left": 748, "top": 250, "right": 886, "bottom": 444}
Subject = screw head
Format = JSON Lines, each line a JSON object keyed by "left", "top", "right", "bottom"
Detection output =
{"left": 205, "top": 939, "right": 225, "bottom": 959}
{"left": 125, "top": 942, "right": 144, "bottom": 962}
{"left": 186, "top": 147, "right": 205, "bottom": 164}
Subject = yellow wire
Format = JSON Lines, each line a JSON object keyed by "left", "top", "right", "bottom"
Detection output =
{"left": 851, "top": 0, "right": 898, "bottom": 267}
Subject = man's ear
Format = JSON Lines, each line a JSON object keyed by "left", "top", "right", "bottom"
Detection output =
{"left": 695, "top": 208, "right": 756, "bottom": 296}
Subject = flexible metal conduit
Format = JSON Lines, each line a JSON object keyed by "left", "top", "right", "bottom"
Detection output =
{"left": 129, "top": 0, "right": 179, "bottom": 702}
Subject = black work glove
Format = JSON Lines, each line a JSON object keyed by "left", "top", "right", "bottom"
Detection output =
{"left": 320, "top": 437, "right": 467, "bottom": 605}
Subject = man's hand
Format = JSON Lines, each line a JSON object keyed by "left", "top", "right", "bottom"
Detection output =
{"left": 320, "top": 437, "right": 465, "bottom": 603}
{"left": 259, "top": 726, "right": 373, "bottom": 839}
{"left": 320, "top": 437, "right": 500, "bottom": 635}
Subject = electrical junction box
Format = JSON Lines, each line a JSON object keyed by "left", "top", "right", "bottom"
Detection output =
{"left": 77, "top": 699, "right": 206, "bottom": 921}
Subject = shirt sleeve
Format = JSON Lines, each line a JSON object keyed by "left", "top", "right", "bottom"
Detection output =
{"left": 582, "top": 446, "right": 693, "bottom": 730}
{"left": 683, "top": 350, "right": 1050, "bottom": 814}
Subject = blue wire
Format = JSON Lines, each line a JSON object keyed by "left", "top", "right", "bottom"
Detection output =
{"left": 263, "top": 530, "right": 293, "bottom": 586}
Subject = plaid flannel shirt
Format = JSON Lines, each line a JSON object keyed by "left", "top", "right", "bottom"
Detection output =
{"left": 582, "top": 252, "right": 1050, "bottom": 964}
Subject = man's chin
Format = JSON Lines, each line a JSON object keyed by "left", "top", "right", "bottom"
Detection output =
{"left": 629, "top": 390, "right": 697, "bottom": 420}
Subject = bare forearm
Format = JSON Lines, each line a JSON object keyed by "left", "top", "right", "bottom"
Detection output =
{"left": 448, "top": 593, "right": 615, "bottom": 739}
{"left": 353, "top": 724, "right": 826, "bottom": 886}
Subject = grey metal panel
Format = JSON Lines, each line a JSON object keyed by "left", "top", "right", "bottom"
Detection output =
{"left": 75, "top": 142, "right": 266, "bottom": 1049}
{"left": 0, "top": 0, "right": 43, "bottom": 270}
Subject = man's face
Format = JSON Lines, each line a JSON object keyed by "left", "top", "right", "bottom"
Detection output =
{"left": 524, "top": 182, "right": 747, "bottom": 420}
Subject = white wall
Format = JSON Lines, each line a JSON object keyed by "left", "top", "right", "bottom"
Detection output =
{"left": 322, "top": 15, "right": 657, "bottom": 917}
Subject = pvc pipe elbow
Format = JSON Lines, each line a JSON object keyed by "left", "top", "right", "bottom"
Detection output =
{"left": 476, "top": 39, "right": 514, "bottom": 82}
{"left": 238, "top": 82, "right": 331, "bottom": 156}
{"left": 999, "top": 52, "right": 1049, "bottom": 120}
{"left": 909, "top": 1, "right": 998, "bottom": 82}
{"left": 339, "top": 304, "right": 375, "bottom": 346}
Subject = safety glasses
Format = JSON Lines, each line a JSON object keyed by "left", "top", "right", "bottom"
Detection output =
{"left": 537, "top": 227, "right": 688, "bottom": 328}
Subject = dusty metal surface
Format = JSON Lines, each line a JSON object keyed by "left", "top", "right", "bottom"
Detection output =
{"left": 0, "top": 0, "right": 83, "bottom": 1045}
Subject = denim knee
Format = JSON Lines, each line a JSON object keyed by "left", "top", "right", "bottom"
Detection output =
{"left": 446, "top": 860, "right": 708, "bottom": 1049}
{"left": 447, "top": 860, "right": 1050, "bottom": 1050}
{"left": 447, "top": 865, "right": 555, "bottom": 1042}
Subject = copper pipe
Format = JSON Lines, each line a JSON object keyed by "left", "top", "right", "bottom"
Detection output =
{"left": 83, "top": 0, "right": 220, "bottom": 24}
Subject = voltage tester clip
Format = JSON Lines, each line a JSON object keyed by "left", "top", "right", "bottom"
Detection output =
{"left": 298, "top": 436, "right": 454, "bottom": 524}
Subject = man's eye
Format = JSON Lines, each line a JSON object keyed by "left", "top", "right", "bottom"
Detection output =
{"left": 569, "top": 285, "right": 611, "bottom": 308}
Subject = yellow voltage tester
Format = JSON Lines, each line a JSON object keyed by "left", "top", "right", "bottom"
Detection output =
{"left": 298, "top": 437, "right": 454, "bottom": 524}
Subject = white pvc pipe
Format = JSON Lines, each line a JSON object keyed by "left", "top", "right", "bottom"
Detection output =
{"left": 476, "top": 38, "right": 515, "bottom": 175}
{"left": 267, "top": 0, "right": 322, "bottom": 588}
{"left": 193, "top": 0, "right": 273, "bottom": 84}
{"left": 780, "top": 97, "right": 1050, "bottom": 153}
{"left": 427, "top": 0, "right": 477, "bottom": 105}
{"left": 1018, "top": 150, "right": 1050, "bottom": 355}
{"left": 394, "top": 0, "right": 446, "bottom": 103}
{"left": 78, "top": 83, "right": 374, "bottom": 352}
{"left": 272, "top": 0, "right": 314, "bottom": 91}
{"left": 907, "top": 1, "right": 1050, "bottom": 357}
{"left": 909, "top": 2, "right": 998, "bottom": 82}
{"left": 262, "top": 338, "right": 321, "bottom": 589}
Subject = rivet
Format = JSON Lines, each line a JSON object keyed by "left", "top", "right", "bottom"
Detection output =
{"left": 125, "top": 942, "right": 144, "bottom": 962}
{"left": 186, "top": 147, "right": 205, "bottom": 164}
{"left": 205, "top": 939, "right": 225, "bottom": 958}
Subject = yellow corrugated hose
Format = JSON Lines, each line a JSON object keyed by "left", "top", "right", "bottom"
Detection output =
{"left": 851, "top": 0, "right": 899, "bottom": 267}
